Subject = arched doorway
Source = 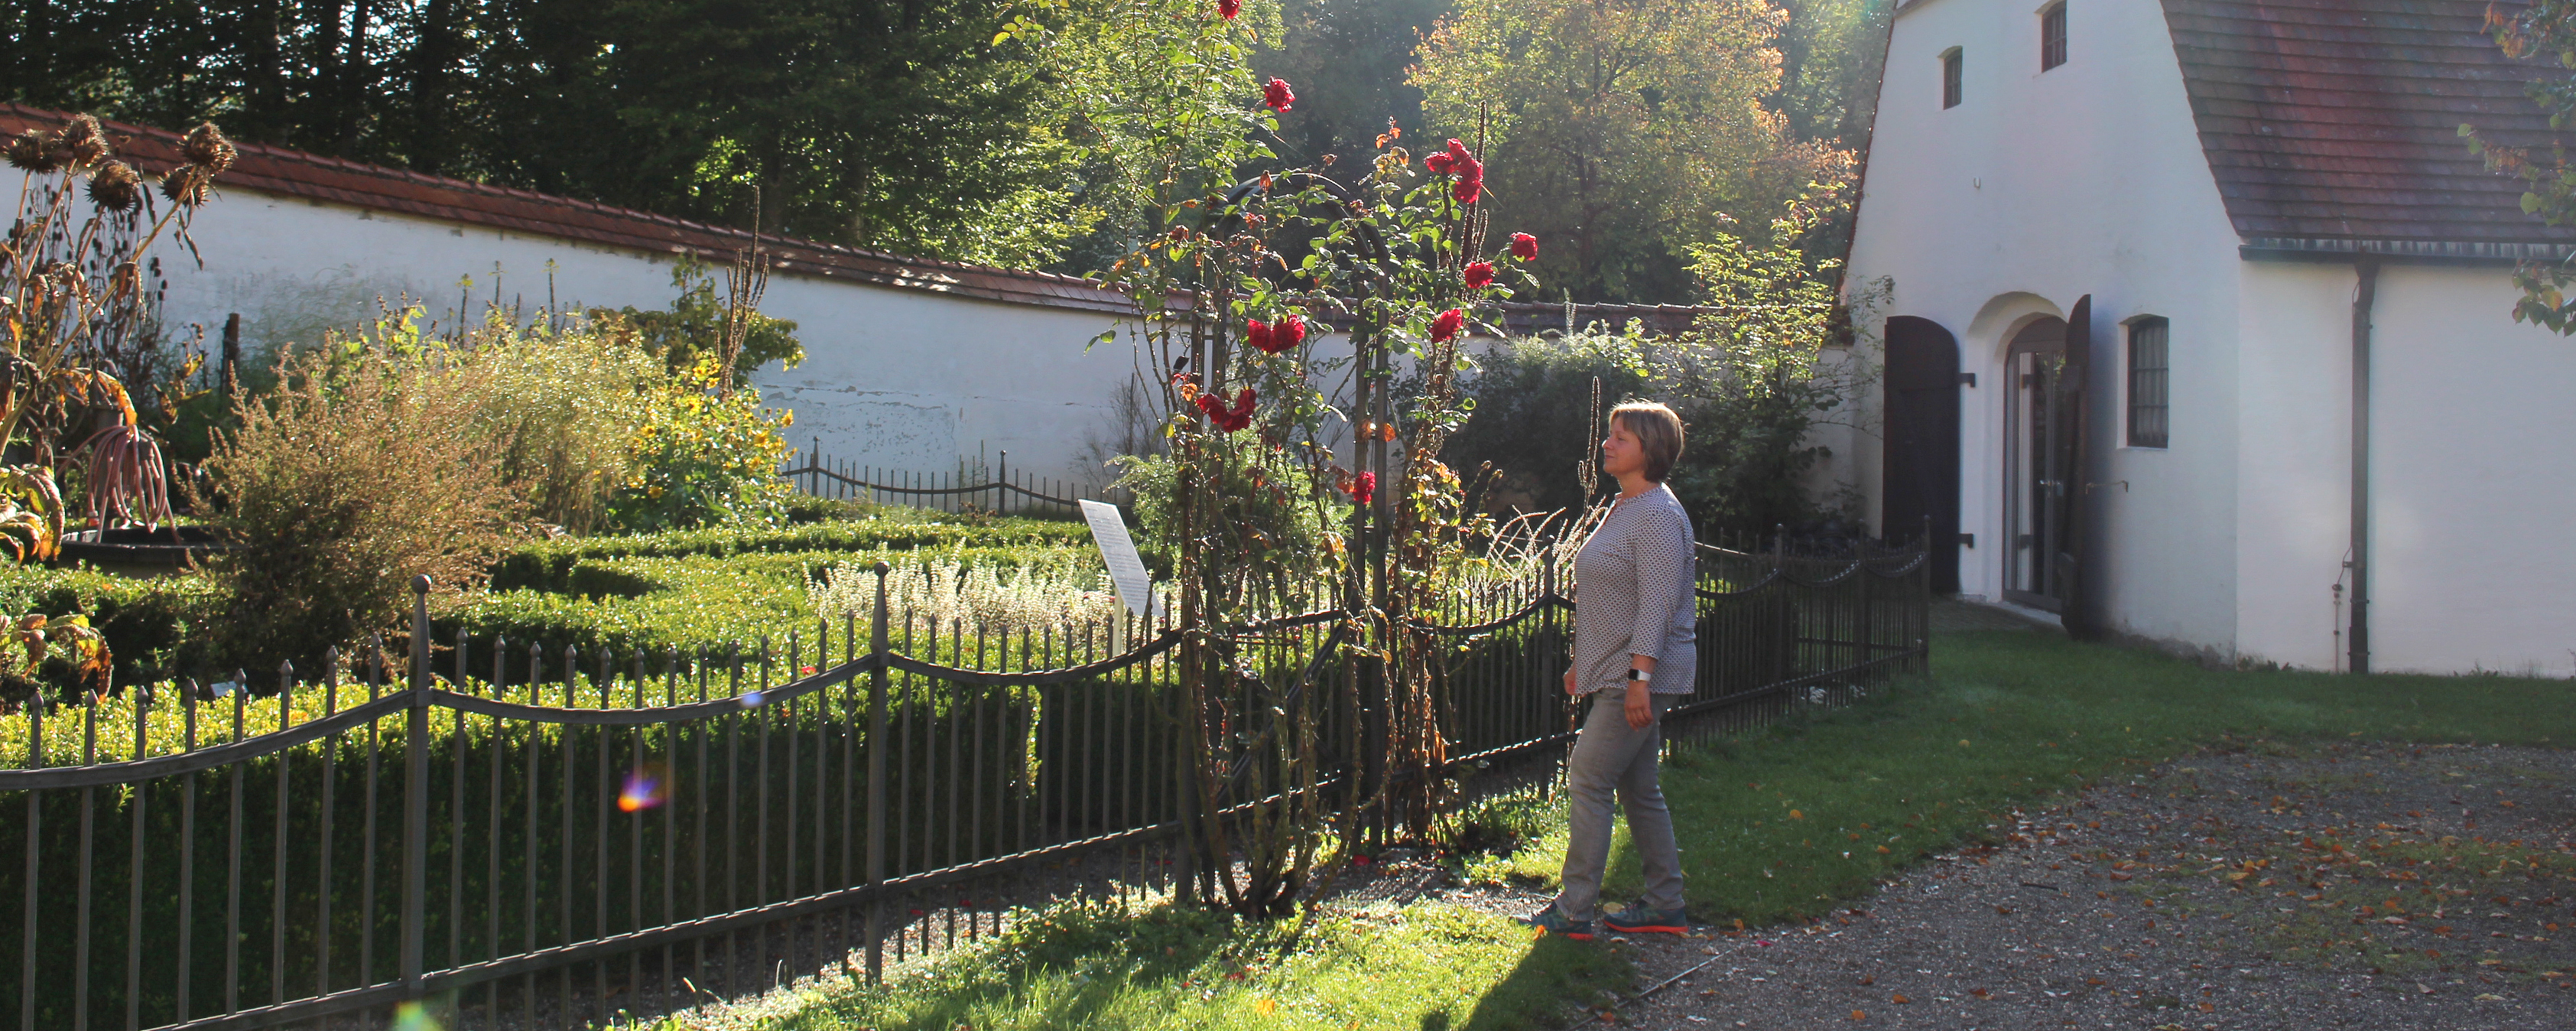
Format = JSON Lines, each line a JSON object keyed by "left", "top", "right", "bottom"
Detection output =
{"left": 2002, "top": 301, "right": 2092, "bottom": 617}
{"left": 1882, "top": 317, "right": 1960, "bottom": 593}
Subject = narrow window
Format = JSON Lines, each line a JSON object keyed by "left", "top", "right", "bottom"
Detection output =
{"left": 1941, "top": 47, "right": 1964, "bottom": 109}
{"left": 2127, "top": 317, "right": 2169, "bottom": 448}
{"left": 2041, "top": 3, "right": 2068, "bottom": 71}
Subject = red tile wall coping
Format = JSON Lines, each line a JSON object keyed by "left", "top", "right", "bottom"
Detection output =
{"left": 2164, "top": 0, "right": 2576, "bottom": 246}
{"left": 2, "top": 103, "right": 1723, "bottom": 333}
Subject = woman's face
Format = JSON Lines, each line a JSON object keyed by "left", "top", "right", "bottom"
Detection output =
{"left": 1602, "top": 418, "right": 1647, "bottom": 481}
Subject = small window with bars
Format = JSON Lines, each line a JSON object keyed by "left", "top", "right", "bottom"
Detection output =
{"left": 2127, "top": 317, "right": 2169, "bottom": 448}
{"left": 2041, "top": 3, "right": 2068, "bottom": 71}
{"left": 1941, "top": 47, "right": 1963, "bottom": 108}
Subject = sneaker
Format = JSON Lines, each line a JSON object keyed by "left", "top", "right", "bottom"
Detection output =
{"left": 1602, "top": 903, "right": 1689, "bottom": 935}
{"left": 1520, "top": 905, "right": 1594, "bottom": 941}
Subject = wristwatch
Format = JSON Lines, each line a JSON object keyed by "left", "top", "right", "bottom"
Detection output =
{"left": 1625, "top": 668, "right": 1652, "bottom": 682}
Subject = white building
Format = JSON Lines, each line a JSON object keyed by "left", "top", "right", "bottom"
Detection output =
{"left": 1843, "top": 0, "right": 2576, "bottom": 675}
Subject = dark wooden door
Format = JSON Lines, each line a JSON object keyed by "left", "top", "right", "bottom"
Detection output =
{"left": 2058, "top": 295, "right": 2100, "bottom": 638}
{"left": 1882, "top": 317, "right": 1960, "bottom": 593}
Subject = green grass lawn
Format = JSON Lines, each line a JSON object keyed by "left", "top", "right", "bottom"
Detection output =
{"left": 713, "top": 628, "right": 2576, "bottom": 1030}
{"left": 694, "top": 899, "right": 1629, "bottom": 1031}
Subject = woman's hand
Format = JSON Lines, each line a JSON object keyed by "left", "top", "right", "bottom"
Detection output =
{"left": 1563, "top": 668, "right": 1578, "bottom": 696}
{"left": 1624, "top": 685, "right": 1653, "bottom": 729}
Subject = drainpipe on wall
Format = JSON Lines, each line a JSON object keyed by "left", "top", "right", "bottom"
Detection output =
{"left": 2347, "top": 257, "right": 2379, "bottom": 675}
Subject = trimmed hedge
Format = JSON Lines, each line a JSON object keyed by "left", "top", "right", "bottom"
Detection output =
{"left": 455, "top": 544, "right": 1096, "bottom": 657}
{"left": 491, "top": 509, "right": 1091, "bottom": 592}
{"left": 0, "top": 564, "right": 220, "bottom": 695}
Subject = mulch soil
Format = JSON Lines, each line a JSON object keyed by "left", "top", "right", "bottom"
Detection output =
{"left": 1509, "top": 740, "right": 2576, "bottom": 1030}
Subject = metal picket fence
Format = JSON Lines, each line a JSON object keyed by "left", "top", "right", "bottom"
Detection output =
{"left": 0, "top": 539, "right": 1927, "bottom": 1031}
{"left": 777, "top": 444, "right": 1128, "bottom": 518}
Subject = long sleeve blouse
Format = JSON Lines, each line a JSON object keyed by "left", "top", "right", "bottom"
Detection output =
{"left": 1571, "top": 484, "right": 1697, "bottom": 695}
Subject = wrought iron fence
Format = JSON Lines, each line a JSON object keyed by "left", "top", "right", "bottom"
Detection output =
{"left": 777, "top": 444, "right": 1128, "bottom": 518}
{"left": 0, "top": 540, "right": 1926, "bottom": 1031}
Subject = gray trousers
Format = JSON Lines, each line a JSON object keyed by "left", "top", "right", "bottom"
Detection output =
{"left": 1552, "top": 688, "right": 1684, "bottom": 922}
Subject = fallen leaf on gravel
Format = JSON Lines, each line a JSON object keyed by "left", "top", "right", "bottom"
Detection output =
{"left": 1994, "top": 906, "right": 2014, "bottom": 915}
{"left": 1848, "top": 1010, "right": 1865, "bottom": 1020}
{"left": 2110, "top": 872, "right": 2133, "bottom": 881}
{"left": 2419, "top": 984, "right": 2436, "bottom": 994}
{"left": 1892, "top": 994, "right": 1909, "bottom": 1004}
{"left": 2477, "top": 993, "right": 2506, "bottom": 1001}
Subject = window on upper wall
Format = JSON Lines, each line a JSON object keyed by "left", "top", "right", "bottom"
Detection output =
{"left": 2041, "top": 2, "right": 2068, "bottom": 71}
{"left": 2127, "top": 317, "right": 2169, "bottom": 448}
{"left": 1941, "top": 47, "right": 1964, "bottom": 108}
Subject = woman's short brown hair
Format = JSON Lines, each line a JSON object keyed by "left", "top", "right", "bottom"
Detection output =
{"left": 1610, "top": 402, "right": 1685, "bottom": 482}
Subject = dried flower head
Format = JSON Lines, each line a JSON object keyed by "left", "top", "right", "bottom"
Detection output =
{"left": 160, "top": 164, "right": 210, "bottom": 207}
{"left": 4, "top": 130, "right": 57, "bottom": 173}
{"left": 180, "top": 122, "right": 236, "bottom": 173}
{"left": 88, "top": 161, "right": 142, "bottom": 212}
{"left": 58, "top": 115, "right": 107, "bottom": 167}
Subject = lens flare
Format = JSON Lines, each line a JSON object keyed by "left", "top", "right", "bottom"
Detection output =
{"left": 391, "top": 1002, "right": 440, "bottom": 1031}
{"left": 738, "top": 689, "right": 766, "bottom": 708}
{"left": 619, "top": 764, "right": 669, "bottom": 813}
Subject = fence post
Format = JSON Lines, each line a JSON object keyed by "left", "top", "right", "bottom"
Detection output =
{"left": 864, "top": 562, "right": 890, "bottom": 984}
{"left": 401, "top": 576, "right": 432, "bottom": 1002}
{"left": 997, "top": 450, "right": 1009, "bottom": 517}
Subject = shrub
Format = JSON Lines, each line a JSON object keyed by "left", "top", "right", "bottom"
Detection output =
{"left": 193, "top": 345, "right": 524, "bottom": 676}
{"left": 1444, "top": 320, "right": 1653, "bottom": 517}
{"left": 491, "top": 505, "right": 1091, "bottom": 590}
{"left": 604, "top": 358, "right": 797, "bottom": 532}
{"left": 461, "top": 319, "right": 661, "bottom": 534}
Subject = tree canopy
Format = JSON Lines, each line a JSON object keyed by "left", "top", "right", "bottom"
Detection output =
{"left": 2, "top": 0, "right": 1890, "bottom": 298}
{"left": 1409, "top": 0, "right": 1858, "bottom": 303}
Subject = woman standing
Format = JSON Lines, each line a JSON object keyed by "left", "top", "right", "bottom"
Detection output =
{"left": 1524, "top": 401, "right": 1696, "bottom": 941}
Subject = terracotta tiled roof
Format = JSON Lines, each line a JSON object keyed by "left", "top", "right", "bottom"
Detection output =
{"left": 2163, "top": 0, "right": 2576, "bottom": 250}
{"left": 1, "top": 102, "right": 1723, "bottom": 325}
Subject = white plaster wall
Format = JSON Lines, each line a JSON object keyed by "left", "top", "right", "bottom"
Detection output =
{"left": 2368, "top": 265, "right": 2576, "bottom": 675}
{"left": 2230, "top": 262, "right": 2357, "bottom": 670}
{"left": 154, "top": 190, "right": 1139, "bottom": 483}
{"left": 1846, "top": 0, "right": 2244, "bottom": 652}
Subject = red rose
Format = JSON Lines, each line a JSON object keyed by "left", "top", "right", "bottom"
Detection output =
{"left": 1444, "top": 138, "right": 1471, "bottom": 160}
{"left": 1453, "top": 155, "right": 1482, "bottom": 185}
{"left": 1197, "top": 388, "right": 1256, "bottom": 431}
{"left": 1430, "top": 308, "right": 1464, "bottom": 343}
{"left": 1259, "top": 312, "right": 1306, "bottom": 353}
{"left": 1510, "top": 232, "right": 1538, "bottom": 261}
{"left": 1462, "top": 261, "right": 1496, "bottom": 289}
{"left": 1424, "top": 151, "right": 1454, "bottom": 174}
{"left": 1218, "top": 0, "right": 1240, "bottom": 18}
{"left": 1350, "top": 470, "right": 1376, "bottom": 506}
{"left": 1451, "top": 177, "right": 1481, "bottom": 204}
{"left": 1244, "top": 318, "right": 1274, "bottom": 353}
{"left": 1263, "top": 78, "right": 1296, "bottom": 112}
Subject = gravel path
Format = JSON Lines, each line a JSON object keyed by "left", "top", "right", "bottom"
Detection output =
{"left": 1584, "top": 740, "right": 2576, "bottom": 1029}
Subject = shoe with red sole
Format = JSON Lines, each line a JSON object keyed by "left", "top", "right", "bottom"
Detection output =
{"left": 1603, "top": 903, "right": 1690, "bottom": 935}
{"left": 1520, "top": 905, "right": 1595, "bottom": 941}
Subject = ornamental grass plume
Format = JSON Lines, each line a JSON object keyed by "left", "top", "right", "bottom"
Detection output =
{"left": 807, "top": 553, "right": 1126, "bottom": 640}
{"left": 86, "top": 160, "right": 141, "bottom": 212}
